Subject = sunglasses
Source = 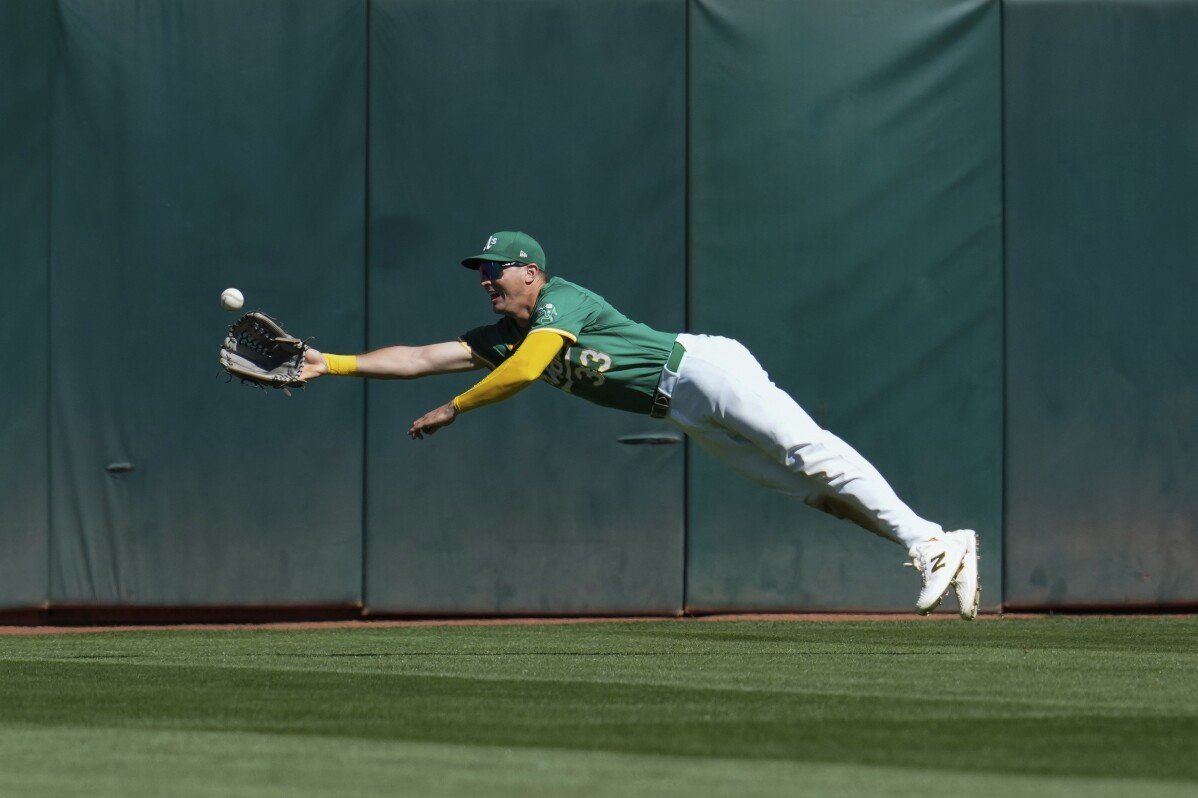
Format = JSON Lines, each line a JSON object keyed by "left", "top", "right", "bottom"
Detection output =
{"left": 479, "top": 261, "right": 524, "bottom": 281}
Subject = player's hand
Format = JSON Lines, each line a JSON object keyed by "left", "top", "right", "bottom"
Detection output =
{"left": 299, "top": 348, "right": 328, "bottom": 381}
{"left": 409, "top": 401, "right": 458, "bottom": 440}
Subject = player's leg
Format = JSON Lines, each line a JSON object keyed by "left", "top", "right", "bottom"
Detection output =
{"left": 670, "top": 334, "right": 939, "bottom": 547}
{"left": 670, "top": 407, "right": 909, "bottom": 531}
{"left": 668, "top": 334, "right": 978, "bottom": 615}
{"left": 670, "top": 417, "right": 809, "bottom": 496}
{"left": 673, "top": 408, "right": 975, "bottom": 615}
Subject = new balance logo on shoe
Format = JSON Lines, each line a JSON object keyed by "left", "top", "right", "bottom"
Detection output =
{"left": 908, "top": 530, "right": 978, "bottom": 619}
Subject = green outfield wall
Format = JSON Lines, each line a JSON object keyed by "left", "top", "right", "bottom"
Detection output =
{"left": 0, "top": 0, "right": 53, "bottom": 611}
{"left": 1003, "top": 0, "right": 1198, "bottom": 608}
{"left": 363, "top": 0, "right": 687, "bottom": 615}
{"left": 686, "top": 0, "right": 1003, "bottom": 612}
{"left": 0, "top": 0, "right": 1194, "bottom": 617}
{"left": 44, "top": 0, "right": 366, "bottom": 607}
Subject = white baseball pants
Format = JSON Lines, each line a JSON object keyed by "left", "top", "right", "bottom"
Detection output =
{"left": 662, "top": 334, "right": 943, "bottom": 548}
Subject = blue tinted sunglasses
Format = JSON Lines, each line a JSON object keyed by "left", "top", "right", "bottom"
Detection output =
{"left": 479, "top": 261, "right": 523, "bottom": 281}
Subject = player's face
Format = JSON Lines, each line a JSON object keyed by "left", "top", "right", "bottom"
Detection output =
{"left": 478, "top": 261, "right": 524, "bottom": 314}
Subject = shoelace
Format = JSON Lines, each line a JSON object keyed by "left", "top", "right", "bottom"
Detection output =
{"left": 902, "top": 553, "right": 926, "bottom": 583}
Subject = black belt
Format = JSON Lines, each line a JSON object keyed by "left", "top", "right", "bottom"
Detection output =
{"left": 649, "top": 340, "right": 686, "bottom": 419}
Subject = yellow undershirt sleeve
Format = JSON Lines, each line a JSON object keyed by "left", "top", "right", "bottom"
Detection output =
{"left": 453, "top": 331, "right": 564, "bottom": 413}
{"left": 323, "top": 353, "right": 358, "bottom": 375}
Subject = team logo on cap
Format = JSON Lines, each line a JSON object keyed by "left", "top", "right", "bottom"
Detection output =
{"left": 484, "top": 236, "right": 498, "bottom": 251}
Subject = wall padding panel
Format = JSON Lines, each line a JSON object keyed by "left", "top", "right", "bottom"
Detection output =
{"left": 365, "top": 0, "right": 687, "bottom": 614}
{"left": 48, "top": 0, "right": 367, "bottom": 605}
{"left": 1004, "top": 0, "right": 1198, "bottom": 608}
{"left": 687, "top": 0, "right": 1003, "bottom": 611}
{"left": 0, "top": 0, "right": 53, "bottom": 609}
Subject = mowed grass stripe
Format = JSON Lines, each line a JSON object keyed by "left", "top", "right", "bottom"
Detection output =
{"left": 3, "top": 619, "right": 1192, "bottom": 712}
{"left": 0, "top": 727, "right": 1194, "bottom": 798}
{"left": 2, "top": 646, "right": 1184, "bottom": 714}
{"left": 0, "top": 618, "right": 1194, "bottom": 787}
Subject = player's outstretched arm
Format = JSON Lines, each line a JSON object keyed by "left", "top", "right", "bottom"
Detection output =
{"left": 301, "top": 341, "right": 479, "bottom": 382}
{"left": 408, "top": 331, "right": 564, "bottom": 440}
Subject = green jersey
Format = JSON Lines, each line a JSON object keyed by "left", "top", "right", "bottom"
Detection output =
{"left": 460, "top": 277, "right": 678, "bottom": 415}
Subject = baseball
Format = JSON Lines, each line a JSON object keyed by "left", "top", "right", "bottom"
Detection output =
{"left": 220, "top": 287, "right": 244, "bottom": 311}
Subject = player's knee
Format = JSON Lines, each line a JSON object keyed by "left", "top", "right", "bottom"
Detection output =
{"left": 784, "top": 440, "right": 819, "bottom": 469}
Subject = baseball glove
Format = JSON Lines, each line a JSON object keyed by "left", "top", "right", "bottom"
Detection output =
{"left": 219, "top": 311, "right": 308, "bottom": 394}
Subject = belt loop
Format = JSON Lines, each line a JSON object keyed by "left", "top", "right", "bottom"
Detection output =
{"left": 665, "top": 339, "right": 685, "bottom": 372}
{"left": 650, "top": 339, "right": 686, "bottom": 419}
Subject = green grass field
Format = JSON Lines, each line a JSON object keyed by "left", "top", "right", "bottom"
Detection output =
{"left": 0, "top": 617, "right": 1194, "bottom": 797}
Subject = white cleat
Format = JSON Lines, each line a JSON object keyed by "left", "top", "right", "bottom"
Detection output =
{"left": 906, "top": 531, "right": 969, "bottom": 615}
{"left": 952, "top": 530, "right": 981, "bottom": 621}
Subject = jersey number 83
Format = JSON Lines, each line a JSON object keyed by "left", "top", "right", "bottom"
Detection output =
{"left": 544, "top": 347, "right": 612, "bottom": 392}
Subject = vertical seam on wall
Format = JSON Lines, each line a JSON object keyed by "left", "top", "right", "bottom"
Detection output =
{"left": 44, "top": 0, "right": 58, "bottom": 610}
{"left": 681, "top": 0, "right": 692, "bottom": 616}
{"left": 998, "top": 0, "right": 1008, "bottom": 613}
{"left": 360, "top": 0, "right": 372, "bottom": 616}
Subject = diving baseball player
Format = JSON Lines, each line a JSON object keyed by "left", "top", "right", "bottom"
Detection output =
{"left": 301, "top": 231, "right": 981, "bottom": 619}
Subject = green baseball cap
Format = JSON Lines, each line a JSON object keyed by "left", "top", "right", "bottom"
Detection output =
{"left": 460, "top": 231, "right": 546, "bottom": 271}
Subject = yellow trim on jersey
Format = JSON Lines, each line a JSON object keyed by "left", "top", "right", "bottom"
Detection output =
{"left": 457, "top": 338, "right": 496, "bottom": 370}
{"left": 530, "top": 326, "right": 577, "bottom": 343}
{"left": 452, "top": 331, "right": 565, "bottom": 413}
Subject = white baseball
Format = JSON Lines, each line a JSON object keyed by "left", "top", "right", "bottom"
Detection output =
{"left": 220, "top": 287, "right": 244, "bottom": 311}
